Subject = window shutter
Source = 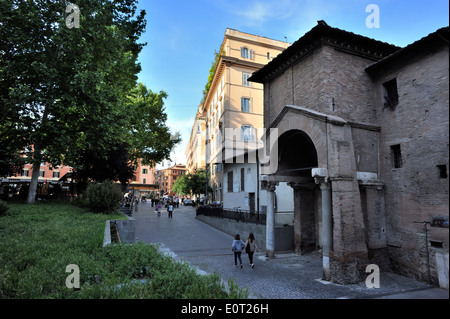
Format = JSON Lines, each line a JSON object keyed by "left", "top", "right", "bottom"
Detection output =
{"left": 227, "top": 171, "right": 233, "bottom": 192}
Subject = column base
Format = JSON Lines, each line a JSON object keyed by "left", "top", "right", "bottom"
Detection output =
{"left": 322, "top": 256, "right": 330, "bottom": 281}
{"left": 329, "top": 252, "right": 370, "bottom": 285}
{"left": 266, "top": 250, "right": 275, "bottom": 259}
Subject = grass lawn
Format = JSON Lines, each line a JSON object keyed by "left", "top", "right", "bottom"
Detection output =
{"left": 0, "top": 201, "right": 247, "bottom": 299}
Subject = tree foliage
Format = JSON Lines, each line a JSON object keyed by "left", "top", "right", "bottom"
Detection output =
{"left": 126, "top": 83, "right": 179, "bottom": 166}
{"left": 201, "top": 50, "right": 225, "bottom": 103}
{"left": 0, "top": 1, "right": 178, "bottom": 202}
{"left": 172, "top": 169, "right": 211, "bottom": 197}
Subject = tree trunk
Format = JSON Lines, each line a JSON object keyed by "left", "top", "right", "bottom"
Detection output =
{"left": 26, "top": 104, "right": 50, "bottom": 204}
{"left": 27, "top": 161, "right": 41, "bottom": 204}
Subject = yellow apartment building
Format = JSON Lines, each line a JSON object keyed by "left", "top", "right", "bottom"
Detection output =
{"left": 189, "top": 28, "right": 290, "bottom": 206}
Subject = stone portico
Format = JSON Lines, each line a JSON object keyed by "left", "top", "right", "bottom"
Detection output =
{"left": 260, "top": 105, "right": 384, "bottom": 284}
{"left": 250, "top": 21, "right": 449, "bottom": 287}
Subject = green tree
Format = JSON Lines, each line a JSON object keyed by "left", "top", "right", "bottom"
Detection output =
{"left": 0, "top": 1, "right": 148, "bottom": 203}
{"left": 126, "top": 83, "right": 180, "bottom": 166}
{"left": 174, "top": 169, "right": 212, "bottom": 200}
{"left": 201, "top": 50, "right": 225, "bottom": 103}
{"left": 172, "top": 174, "right": 190, "bottom": 196}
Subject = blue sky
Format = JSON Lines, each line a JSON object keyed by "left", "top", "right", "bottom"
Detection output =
{"left": 135, "top": 0, "right": 449, "bottom": 165}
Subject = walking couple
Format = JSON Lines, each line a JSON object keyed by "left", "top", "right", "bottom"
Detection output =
{"left": 232, "top": 233, "right": 258, "bottom": 268}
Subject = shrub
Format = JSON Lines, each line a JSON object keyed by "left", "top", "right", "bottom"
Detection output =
{"left": 86, "top": 181, "right": 122, "bottom": 214}
{"left": 0, "top": 200, "right": 9, "bottom": 216}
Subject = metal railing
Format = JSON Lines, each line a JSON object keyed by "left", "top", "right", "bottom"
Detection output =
{"left": 196, "top": 205, "right": 266, "bottom": 225}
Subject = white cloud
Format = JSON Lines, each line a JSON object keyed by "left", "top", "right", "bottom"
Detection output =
{"left": 217, "top": 0, "right": 297, "bottom": 27}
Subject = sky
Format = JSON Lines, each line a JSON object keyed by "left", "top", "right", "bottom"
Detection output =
{"left": 134, "top": 0, "right": 449, "bottom": 166}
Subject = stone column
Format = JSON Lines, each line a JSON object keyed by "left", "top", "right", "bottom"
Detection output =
{"left": 312, "top": 168, "right": 332, "bottom": 281}
{"left": 262, "top": 180, "right": 278, "bottom": 258}
{"left": 288, "top": 182, "right": 316, "bottom": 254}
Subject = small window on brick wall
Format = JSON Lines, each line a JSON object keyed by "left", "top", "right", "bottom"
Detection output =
{"left": 437, "top": 165, "right": 448, "bottom": 179}
{"left": 382, "top": 78, "right": 399, "bottom": 109}
{"left": 390, "top": 144, "right": 402, "bottom": 168}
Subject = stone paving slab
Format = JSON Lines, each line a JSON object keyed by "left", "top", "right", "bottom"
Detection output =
{"left": 133, "top": 203, "right": 448, "bottom": 299}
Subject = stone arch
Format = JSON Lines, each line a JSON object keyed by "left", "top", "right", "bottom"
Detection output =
{"left": 265, "top": 108, "right": 329, "bottom": 175}
{"left": 277, "top": 129, "right": 318, "bottom": 177}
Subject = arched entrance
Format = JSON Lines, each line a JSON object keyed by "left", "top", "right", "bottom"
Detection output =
{"left": 262, "top": 105, "right": 370, "bottom": 284}
{"left": 277, "top": 130, "right": 318, "bottom": 177}
{"left": 277, "top": 130, "right": 320, "bottom": 255}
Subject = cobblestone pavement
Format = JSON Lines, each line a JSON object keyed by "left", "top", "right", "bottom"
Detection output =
{"left": 134, "top": 202, "right": 448, "bottom": 299}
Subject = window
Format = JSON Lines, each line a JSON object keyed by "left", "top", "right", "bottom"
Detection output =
{"left": 143, "top": 168, "right": 148, "bottom": 174}
{"left": 143, "top": 178, "right": 146, "bottom": 184}
{"left": 382, "top": 78, "right": 399, "bottom": 109}
{"left": 241, "top": 125, "right": 255, "bottom": 142}
{"left": 53, "top": 171, "right": 60, "bottom": 178}
{"left": 22, "top": 170, "right": 29, "bottom": 177}
{"left": 227, "top": 171, "right": 233, "bottom": 192}
{"left": 267, "top": 52, "right": 270, "bottom": 59}
{"left": 437, "top": 165, "right": 448, "bottom": 179}
{"left": 241, "top": 47, "right": 249, "bottom": 59}
{"left": 240, "top": 168, "right": 245, "bottom": 191}
{"left": 241, "top": 97, "right": 251, "bottom": 113}
{"left": 390, "top": 144, "right": 402, "bottom": 168}
{"left": 242, "top": 73, "right": 251, "bottom": 87}
{"left": 39, "top": 171, "right": 45, "bottom": 177}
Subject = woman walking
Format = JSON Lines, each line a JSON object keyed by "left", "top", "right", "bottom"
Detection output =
{"left": 244, "top": 232, "right": 258, "bottom": 268}
{"left": 232, "top": 234, "right": 245, "bottom": 268}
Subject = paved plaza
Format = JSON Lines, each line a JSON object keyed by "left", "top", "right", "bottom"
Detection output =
{"left": 133, "top": 202, "right": 448, "bottom": 299}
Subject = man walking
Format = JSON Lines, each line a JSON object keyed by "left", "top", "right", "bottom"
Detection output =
{"left": 168, "top": 202, "right": 174, "bottom": 218}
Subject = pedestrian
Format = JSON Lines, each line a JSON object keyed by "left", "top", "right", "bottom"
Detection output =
{"left": 244, "top": 232, "right": 258, "bottom": 268}
{"left": 157, "top": 202, "right": 162, "bottom": 217}
{"left": 168, "top": 202, "right": 173, "bottom": 218}
{"left": 232, "top": 234, "right": 245, "bottom": 268}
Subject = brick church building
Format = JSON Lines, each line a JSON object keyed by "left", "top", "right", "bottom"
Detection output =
{"left": 250, "top": 21, "right": 448, "bottom": 287}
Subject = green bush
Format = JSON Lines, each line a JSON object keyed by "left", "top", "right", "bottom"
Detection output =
{"left": 0, "top": 200, "right": 9, "bottom": 216}
{"left": 86, "top": 181, "right": 122, "bottom": 214}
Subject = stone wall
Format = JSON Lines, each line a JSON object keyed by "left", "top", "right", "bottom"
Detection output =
{"left": 372, "top": 46, "right": 449, "bottom": 286}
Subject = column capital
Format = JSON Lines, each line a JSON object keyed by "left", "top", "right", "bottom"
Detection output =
{"left": 314, "top": 176, "right": 330, "bottom": 188}
{"left": 261, "top": 180, "right": 278, "bottom": 192}
{"left": 312, "top": 167, "right": 329, "bottom": 188}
